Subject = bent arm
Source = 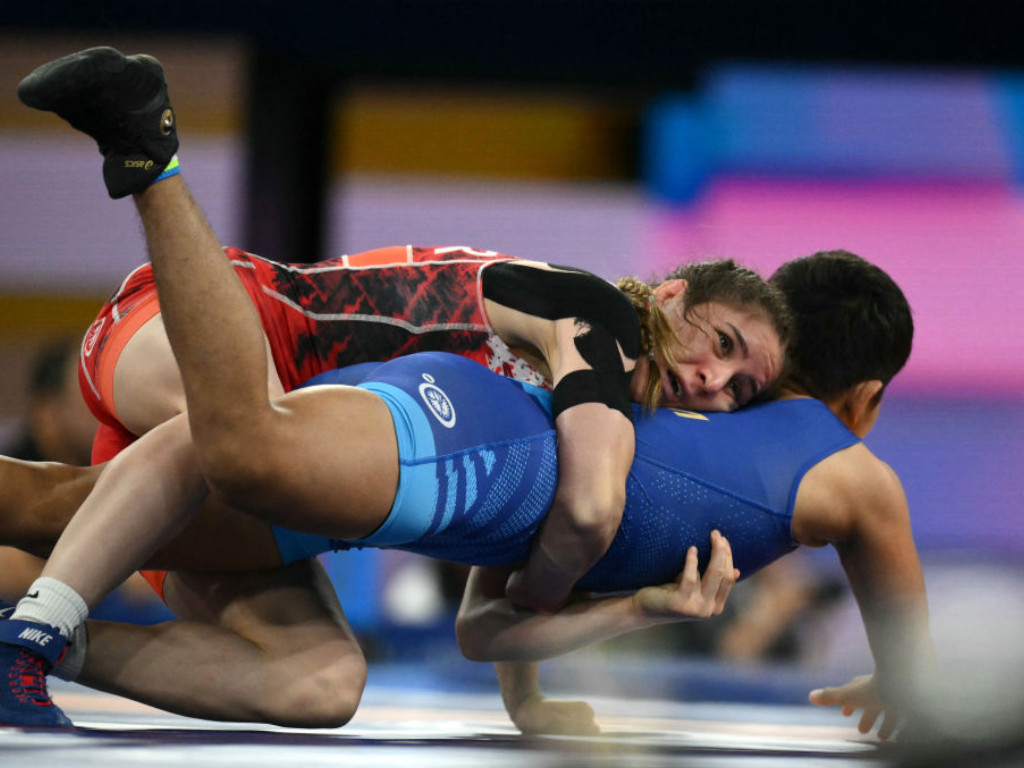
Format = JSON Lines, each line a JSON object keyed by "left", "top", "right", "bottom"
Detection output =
{"left": 456, "top": 532, "right": 737, "bottom": 662}
{"left": 505, "top": 403, "right": 633, "bottom": 612}
{"left": 457, "top": 564, "right": 648, "bottom": 662}
{"left": 484, "top": 262, "right": 641, "bottom": 610}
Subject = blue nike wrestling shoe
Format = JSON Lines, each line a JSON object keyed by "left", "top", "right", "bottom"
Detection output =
{"left": 17, "top": 46, "right": 178, "bottom": 199}
{"left": 0, "top": 613, "right": 72, "bottom": 727}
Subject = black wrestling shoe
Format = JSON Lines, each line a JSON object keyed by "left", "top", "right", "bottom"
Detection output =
{"left": 17, "top": 46, "right": 178, "bottom": 199}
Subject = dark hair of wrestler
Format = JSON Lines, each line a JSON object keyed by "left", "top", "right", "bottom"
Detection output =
{"left": 769, "top": 249, "right": 913, "bottom": 404}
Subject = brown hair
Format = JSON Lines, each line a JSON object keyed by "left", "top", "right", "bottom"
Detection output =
{"left": 618, "top": 260, "right": 793, "bottom": 410}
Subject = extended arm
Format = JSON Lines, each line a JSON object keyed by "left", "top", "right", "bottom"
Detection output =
{"left": 484, "top": 263, "right": 640, "bottom": 611}
{"left": 833, "top": 469, "right": 932, "bottom": 737}
{"left": 794, "top": 446, "right": 933, "bottom": 739}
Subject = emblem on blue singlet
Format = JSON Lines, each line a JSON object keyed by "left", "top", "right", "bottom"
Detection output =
{"left": 419, "top": 373, "right": 456, "bottom": 428}
{"left": 669, "top": 408, "right": 709, "bottom": 421}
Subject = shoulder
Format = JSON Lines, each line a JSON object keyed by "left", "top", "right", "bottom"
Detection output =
{"left": 792, "top": 442, "right": 905, "bottom": 547}
{"left": 484, "top": 262, "right": 638, "bottom": 336}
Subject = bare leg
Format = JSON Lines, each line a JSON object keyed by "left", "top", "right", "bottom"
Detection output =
{"left": 133, "top": 178, "right": 397, "bottom": 535}
{"left": 1, "top": 50, "right": 381, "bottom": 732}
{"left": 80, "top": 562, "right": 366, "bottom": 727}
{"left": 134, "top": 178, "right": 273, "bottom": 491}
{"left": 39, "top": 415, "right": 208, "bottom": 606}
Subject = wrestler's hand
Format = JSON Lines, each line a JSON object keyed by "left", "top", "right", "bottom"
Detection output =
{"left": 809, "top": 674, "right": 902, "bottom": 741}
{"left": 508, "top": 691, "right": 600, "bottom": 736}
{"left": 632, "top": 530, "right": 738, "bottom": 621}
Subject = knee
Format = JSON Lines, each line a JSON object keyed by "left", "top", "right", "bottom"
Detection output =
{"left": 263, "top": 655, "right": 368, "bottom": 729}
{"left": 195, "top": 432, "right": 276, "bottom": 512}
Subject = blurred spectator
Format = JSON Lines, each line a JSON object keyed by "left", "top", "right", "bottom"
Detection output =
{"left": 1, "top": 335, "right": 173, "bottom": 624}
{"left": 6, "top": 336, "right": 96, "bottom": 465}
{"left": 713, "top": 553, "right": 846, "bottom": 664}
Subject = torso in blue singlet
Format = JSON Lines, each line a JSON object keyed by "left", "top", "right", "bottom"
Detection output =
{"left": 276, "top": 353, "right": 860, "bottom": 592}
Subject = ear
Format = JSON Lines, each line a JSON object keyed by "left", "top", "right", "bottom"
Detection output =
{"left": 837, "top": 379, "right": 884, "bottom": 438}
{"left": 653, "top": 278, "right": 688, "bottom": 304}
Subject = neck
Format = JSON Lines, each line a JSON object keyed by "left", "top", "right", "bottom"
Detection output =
{"left": 772, "top": 383, "right": 812, "bottom": 401}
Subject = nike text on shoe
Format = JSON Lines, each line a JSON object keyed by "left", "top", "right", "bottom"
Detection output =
{"left": 17, "top": 46, "right": 179, "bottom": 199}
{"left": 0, "top": 618, "right": 72, "bottom": 727}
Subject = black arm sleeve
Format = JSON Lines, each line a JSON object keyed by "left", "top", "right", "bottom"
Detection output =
{"left": 483, "top": 262, "right": 640, "bottom": 421}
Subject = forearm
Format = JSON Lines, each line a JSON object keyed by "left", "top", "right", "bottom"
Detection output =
{"left": 511, "top": 502, "right": 618, "bottom": 610}
{"left": 837, "top": 529, "right": 933, "bottom": 704}
{"left": 458, "top": 568, "right": 655, "bottom": 662}
{"left": 509, "top": 404, "right": 631, "bottom": 610}
{"left": 0, "top": 457, "right": 100, "bottom": 555}
{"left": 853, "top": 584, "right": 933, "bottom": 702}
{"left": 459, "top": 537, "right": 737, "bottom": 662}
{"left": 495, "top": 661, "right": 541, "bottom": 714}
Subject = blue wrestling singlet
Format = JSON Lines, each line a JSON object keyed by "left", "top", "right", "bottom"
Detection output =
{"left": 273, "top": 353, "right": 860, "bottom": 592}
{"left": 284, "top": 353, "right": 560, "bottom": 566}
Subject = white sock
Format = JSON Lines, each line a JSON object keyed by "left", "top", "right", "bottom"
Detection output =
{"left": 11, "top": 577, "right": 89, "bottom": 639}
{"left": 53, "top": 622, "right": 88, "bottom": 682}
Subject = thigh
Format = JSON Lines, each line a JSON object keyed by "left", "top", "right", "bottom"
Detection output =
{"left": 112, "top": 313, "right": 188, "bottom": 435}
{"left": 114, "top": 315, "right": 287, "bottom": 437}
{"left": 163, "top": 561, "right": 361, "bottom": 653}
{"left": 144, "top": 492, "right": 285, "bottom": 572}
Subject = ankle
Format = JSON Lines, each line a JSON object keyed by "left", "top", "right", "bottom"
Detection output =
{"left": 12, "top": 577, "right": 88, "bottom": 639}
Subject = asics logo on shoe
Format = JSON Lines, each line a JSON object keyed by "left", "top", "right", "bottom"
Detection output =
{"left": 160, "top": 108, "right": 175, "bottom": 135}
{"left": 124, "top": 159, "right": 155, "bottom": 170}
{"left": 18, "top": 627, "right": 55, "bottom": 647}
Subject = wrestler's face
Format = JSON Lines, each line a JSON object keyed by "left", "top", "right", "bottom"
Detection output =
{"left": 629, "top": 280, "right": 784, "bottom": 412}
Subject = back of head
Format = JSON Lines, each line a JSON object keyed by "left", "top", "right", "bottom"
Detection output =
{"left": 769, "top": 250, "right": 913, "bottom": 401}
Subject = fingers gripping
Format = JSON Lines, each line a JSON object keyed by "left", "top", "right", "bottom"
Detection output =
{"left": 674, "top": 532, "right": 738, "bottom": 618}
{"left": 703, "top": 530, "right": 737, "bottom": 616}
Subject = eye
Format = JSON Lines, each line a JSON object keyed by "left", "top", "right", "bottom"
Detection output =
{"left": 718, "top": 331, "right": 733, "bottom": 354}
{"left": 727, "top": 377, "right": 754, "bottom": 408}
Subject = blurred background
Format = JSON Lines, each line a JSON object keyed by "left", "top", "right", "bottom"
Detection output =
{"left": 0, "top": 0, "right": 1022, "bottom": 725}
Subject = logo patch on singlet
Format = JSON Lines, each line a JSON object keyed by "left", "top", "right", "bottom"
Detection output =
{"left": 669, "top": 408, "right": 709, "bottom": 421}
{"left": 419, "top": 373, "right": 456, "bottom": 428}
{"left": 83, "top": 316, "right": 106, "bottom": 357}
